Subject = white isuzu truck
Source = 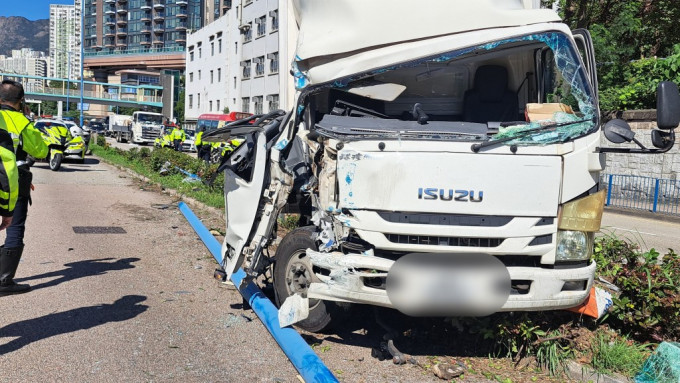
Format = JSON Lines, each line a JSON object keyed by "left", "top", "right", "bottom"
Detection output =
{"left": 205, "top": 0, "right": 680, "bottom": 332}
{"left": 109, "top": 111, "right": 163, "bottom": 144}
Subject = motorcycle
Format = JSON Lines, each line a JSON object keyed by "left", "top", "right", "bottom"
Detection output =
{"left": 35, "top": 120, "right": 84, "bottom": 171}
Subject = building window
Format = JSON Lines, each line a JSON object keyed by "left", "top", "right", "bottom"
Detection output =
{"left": 255, "top": 56, "right": 265, "bottom": 76}
{"left": 197, "top": 94, "right": 201, "bottom": 108}
{"left": 189, "top": 50, "right": 194, "bottom": 61}
{"left": 210, "top": 70, "right": 214, "bottom": 83}
{"left": 243, "top": 23, "right": 252, "bottom": 43}
{"left": 268, "top": 52, "right": 279, "bottom": 74}
{"left": 216, "top": 100, "right": 220, "bottom": 112}
{"left": 241, "top": 60, "right": 251, "bottom": 79}
{"left": 189, "top": 94, "right": 193, "bottom": 108}
{"left": 233, "top": 76, "right": 237, "bottom": 89}
{"left": 256, "top": 15, "right": 266, "bottom": 37}
{"left": 211, "top": 42, "right": 214, "bottom": 56}
{"left": 253, "top": 96, "right": 263, "bottom": 114}
{"left": 270, "top": 9, "right": 279, "bottom": 31}
{"left": 199, "top": 47, "right": 202, "bottom": 58}
{"left": 234, "top": 42, "right": 237, "bottom": 54}
{"left": 209, "top": 100, "right": 213, "bottom": 111}
{"left": 218, "top": 39, "right": 222, "bottom": 53}
{"left": 242, "top": 97, "right": 250, "bottom": 112}
{"left": 189, "top": 72, "right": 194, "bottom": 82}
{"left": 217, "top": 68, "right": 221, "bottom": 82}
{"left": 198, "top": 70, "right": 201, "bottom": 80}
{"left": 267, "top": 94, "right": 279, "bottom": 111}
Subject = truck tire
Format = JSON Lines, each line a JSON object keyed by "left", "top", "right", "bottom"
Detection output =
{"left": 273, "top": 226, "right": 348, "bottom": 332}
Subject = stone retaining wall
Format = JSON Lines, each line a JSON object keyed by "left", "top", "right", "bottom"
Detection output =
{"left": 601, "top": 109, "right": 680, "bottom": 180}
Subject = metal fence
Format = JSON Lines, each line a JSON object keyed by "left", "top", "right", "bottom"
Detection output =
{"left": 601, "top": 173, "right": 680, "bottom": 216}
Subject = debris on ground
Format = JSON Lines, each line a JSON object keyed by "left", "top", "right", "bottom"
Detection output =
{"left": 635, "top": 342, "right": 680, "bottom": 383}
{"left": 432, "top": 361, "right": 466, "bottom": 380}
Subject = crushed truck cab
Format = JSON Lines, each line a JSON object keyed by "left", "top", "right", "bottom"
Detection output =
{"left": 209, "top": 0, "right": 679, "bottom": 332}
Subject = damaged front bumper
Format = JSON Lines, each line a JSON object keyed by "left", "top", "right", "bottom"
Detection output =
{"left": 306, "top": 249, "right": 595, "bottom": 312}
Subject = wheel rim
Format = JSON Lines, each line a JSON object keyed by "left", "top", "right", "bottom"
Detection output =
{"left": 50, "top": 153, "right": 58, "bottom": 168}
{"left": 284, "top": 249, "right": 320, "bottom": 309}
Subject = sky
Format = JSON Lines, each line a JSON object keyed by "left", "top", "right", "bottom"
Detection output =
{"left": 1, "top": 0, "right": 75, "bottom": 21}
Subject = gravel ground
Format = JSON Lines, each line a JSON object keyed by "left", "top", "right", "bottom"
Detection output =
{"left": 0, "top": 157, "right": 474, "bottom": 383}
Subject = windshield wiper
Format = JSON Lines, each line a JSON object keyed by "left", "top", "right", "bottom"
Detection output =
{"left": 470, "top": 118, "right": 594, "bottom": 153}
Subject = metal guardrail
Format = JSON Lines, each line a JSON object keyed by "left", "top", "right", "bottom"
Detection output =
{"left": 602, "top": 173, "right": 680, "bottom": 216}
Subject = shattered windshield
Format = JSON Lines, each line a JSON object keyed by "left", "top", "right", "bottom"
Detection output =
{"left": 307, "top": 32, "right": 598, "bottom": 145}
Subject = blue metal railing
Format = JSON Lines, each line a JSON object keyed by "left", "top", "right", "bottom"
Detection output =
{"left": 84, "top": 46, "right": 185, "bottom": 57}
{"left": 602, "top": 173, "right": 680, "bottom": 216}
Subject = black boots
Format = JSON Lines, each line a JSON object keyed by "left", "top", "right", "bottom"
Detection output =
{"left": 0, "top": 246, "right": 30, "bottom": 296}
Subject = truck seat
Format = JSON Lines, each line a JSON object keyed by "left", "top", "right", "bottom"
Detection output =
{"left": 463, "top": 65, "right": 519, "bottom": 123}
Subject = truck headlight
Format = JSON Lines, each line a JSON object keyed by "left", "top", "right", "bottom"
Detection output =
{"left": 555, "top": 189, "right": 605, "bottom": 262}
{"left": 556, "top": 230, "right": 593, "bottom": 262}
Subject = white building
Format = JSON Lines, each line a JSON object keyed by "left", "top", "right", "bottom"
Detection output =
{"left": 49, "top": 2, "right": 82, "bottom": 80}
{"left": 0, "top": 49, "right": 49, "bottom": 92}
{"left": 184, "top": 0, "right": 294, "bottom": 121}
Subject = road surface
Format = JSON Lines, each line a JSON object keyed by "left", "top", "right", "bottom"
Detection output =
{"left": 601, "top": 210, "right": 679, "bottom": 253}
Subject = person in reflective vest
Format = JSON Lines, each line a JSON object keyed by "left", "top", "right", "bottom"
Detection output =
{"left": 0, "top": 79, "right": 48, "bottom": 296}
{"left": 195, "top": 127, "right": 211, "bottom": 162}
{"left": 171, "top": 124, "right": 185, "bottom": 151}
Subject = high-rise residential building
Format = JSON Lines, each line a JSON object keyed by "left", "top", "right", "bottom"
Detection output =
{"left": 185, "top": 0, "right": 292, "bottom": 121}
{"left": 49, "top": 2, "right": 82, "bottom": 80}
{"left": 0, "top": 49, "right": 49, "bottom": 92}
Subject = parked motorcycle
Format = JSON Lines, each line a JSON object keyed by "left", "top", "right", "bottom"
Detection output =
{"left": 34, "top": 119, "right": 84, "bottom": 171}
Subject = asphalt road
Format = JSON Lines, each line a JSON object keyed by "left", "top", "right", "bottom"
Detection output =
{"left": 0, "top": 157, "right": 447, "bottom": 383}
{"left": 600, "top": 210, "right": 680, "bottom": 253}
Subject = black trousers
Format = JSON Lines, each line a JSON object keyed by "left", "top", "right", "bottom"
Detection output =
{"left": 4, "top": 193, "right": 29, "bottom": 249}
{"left": 173, "top": 140, "right": 182, "bottom": 151}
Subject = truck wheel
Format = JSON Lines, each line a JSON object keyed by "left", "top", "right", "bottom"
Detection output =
{"left": 273, "top": 226, "right": 347, "bottom": 332}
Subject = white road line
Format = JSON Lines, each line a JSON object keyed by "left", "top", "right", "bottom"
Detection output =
{"left": 608, "top": 227, "right": 658, "bottom": 236}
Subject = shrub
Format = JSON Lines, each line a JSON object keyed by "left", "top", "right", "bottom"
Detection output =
{"left": 595, "top": 236, "right": 680, "bottom": 341}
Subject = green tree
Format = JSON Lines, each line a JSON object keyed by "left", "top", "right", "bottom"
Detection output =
{"left": 174, "top": 89, "right": 185, "bottom": 123}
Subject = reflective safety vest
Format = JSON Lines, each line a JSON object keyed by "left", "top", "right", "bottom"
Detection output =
{"left": 194, "top": 131, "right": 203, "bottom": 147}
{"left": 171, "top": 127, "right": 185, "bottom": 141}
{"left": 0, "top": 110, "right": 48, "bottom": 163}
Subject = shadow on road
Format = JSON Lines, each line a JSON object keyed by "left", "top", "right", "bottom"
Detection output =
{"left": 15, "top": 257, "right": 139, "bottom": 290}
{"left": 0, "top": 295, "right": 148, "bottom": 355}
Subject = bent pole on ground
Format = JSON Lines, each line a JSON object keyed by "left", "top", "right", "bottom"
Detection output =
{"left": 178, "top": 202, "right": 338, "bottom": 383}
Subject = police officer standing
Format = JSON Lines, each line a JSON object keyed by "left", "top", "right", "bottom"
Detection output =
{"left": 171, "top": 124, "right": 185, "bottom": 151}
{"left": 194, "top": 126, "right": 210, "bottom": 162}
{"left": 0, "top": 79, "right": 48, "bottom": 296}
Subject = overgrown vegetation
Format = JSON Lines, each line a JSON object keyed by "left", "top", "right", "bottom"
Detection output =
{"left": 91, "top": 138, "right": 225, "bottom": 209}
{"left": 590, "top": 331, "right": 650, "bottom": 377}
{"left": 594, "top": 234, "right": 680, "bottom": 342}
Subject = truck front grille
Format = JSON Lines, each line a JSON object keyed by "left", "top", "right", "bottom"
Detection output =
{"left": 385, "top": 234, "right": 504, "bottom": 248}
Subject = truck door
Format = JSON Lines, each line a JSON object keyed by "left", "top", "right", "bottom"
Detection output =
{"left": 203, "top": 111, "right": 288, "bottom": 278}
{"left": 572, "top": 29, "right": 599, "bottom": 103}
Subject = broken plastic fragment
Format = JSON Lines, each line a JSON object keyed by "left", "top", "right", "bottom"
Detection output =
{"left": 278, "top": 294, "right": 310, "bottom": 328}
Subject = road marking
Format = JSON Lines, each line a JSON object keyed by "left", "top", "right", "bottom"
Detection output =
{"left": 609, "top": 227, "right": 657, "bottom": 236}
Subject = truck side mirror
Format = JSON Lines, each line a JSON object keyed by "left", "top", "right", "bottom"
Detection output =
{"left": 603, "top": 119, "right": 635, "bottom": 144}
{"left": 656, "top": 81, "right": 680, "bottom": 129}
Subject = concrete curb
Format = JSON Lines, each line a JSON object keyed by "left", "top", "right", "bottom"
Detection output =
{"left": 93, "top": 153, "right": 225, "bottom": 220}
{"left": 565, "top": 361, "right": 632, "bottom": 383}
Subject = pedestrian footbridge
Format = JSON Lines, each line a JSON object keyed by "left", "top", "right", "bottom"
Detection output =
{"left": 0, "top": 73, "right": 163, "bottom": 108}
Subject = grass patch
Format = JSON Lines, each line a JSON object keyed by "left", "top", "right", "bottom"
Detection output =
{"left": 91, "top": 141, "right": 225, "bottom": 209}
{"left": 590, "top": 332, "right": 649, "bottom": 377}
